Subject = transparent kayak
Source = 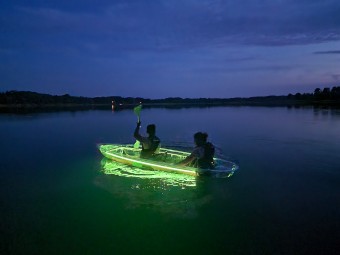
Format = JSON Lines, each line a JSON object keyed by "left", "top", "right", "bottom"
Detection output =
{"left": 99, "top": 144, "right": 239, "bottom": 178}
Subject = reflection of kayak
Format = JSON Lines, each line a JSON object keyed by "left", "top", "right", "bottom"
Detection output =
{"left": 99, "top": 144, "right": 238, "bottom": 177}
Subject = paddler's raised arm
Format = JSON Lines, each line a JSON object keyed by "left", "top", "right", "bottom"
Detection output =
{"left": 134, "top": 121, "right": 142, "bottom": 141}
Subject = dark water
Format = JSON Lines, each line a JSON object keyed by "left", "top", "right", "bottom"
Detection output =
{"left": 1, "top": 107, "right": 339, "bottom": 255}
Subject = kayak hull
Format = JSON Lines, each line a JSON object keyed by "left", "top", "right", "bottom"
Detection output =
{"left": 99, "top": 144, "right": 238, "bottom": 177}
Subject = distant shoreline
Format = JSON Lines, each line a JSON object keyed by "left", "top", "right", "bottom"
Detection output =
{"left": 1, "top": 99, "right": 339, "bottom": 112}
{"left": 0, "top": 88, "right": 339, "bottom": 113}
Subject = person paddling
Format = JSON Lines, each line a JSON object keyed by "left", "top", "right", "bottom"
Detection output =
{"left": 178, "top": 132, "right": 215, "bottom": 170}
{"left": 134, "top": 121, "right": 161, "bottom": 159}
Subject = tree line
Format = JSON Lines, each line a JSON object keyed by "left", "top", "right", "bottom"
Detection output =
{"left": 288, "top": 86, "right": 340, "bottom": 101}
{"left": 0, "top": 86, "right": 339, "bottom": 107}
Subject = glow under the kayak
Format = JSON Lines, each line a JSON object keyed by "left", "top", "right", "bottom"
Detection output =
{"left": 101, "top": 158, "right": 197, "bottom": 188}
{"left": 105, "top": 150, "right": 196, "bottom": 175}
{"left": 99, "top": 144, "right": 238, "bottom": 179}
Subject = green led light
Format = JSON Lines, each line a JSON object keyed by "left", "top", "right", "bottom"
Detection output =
{"left": 100, "top": 158, "right": 197, "bottom": 188}
{"left": 132, "top": 161, "right": 143, "bottom": 168}
{"left": 99, "top": 144, "right": 238, "bottom": 178}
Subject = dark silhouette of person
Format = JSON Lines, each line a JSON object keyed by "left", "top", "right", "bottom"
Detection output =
{"left": 134, "top": 121, "right": 161, "bottom": 159}
{"left": 178, "top": 132, "right": 215, "bottom": 169}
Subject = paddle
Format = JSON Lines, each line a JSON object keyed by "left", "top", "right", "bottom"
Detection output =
{"left": 133, "top": 104, "right": 142, "bottom": 148}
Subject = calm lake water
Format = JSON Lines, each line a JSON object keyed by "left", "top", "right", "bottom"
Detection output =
{"left": 1, "top": 106, "right": 339, "bottom": 255}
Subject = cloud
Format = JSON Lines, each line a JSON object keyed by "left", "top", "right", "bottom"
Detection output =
{"left": 314, "top": 50, "right": 340, "bottom": 54}
{"left": 195, "top": 64, "right": 297, "bottom": 74}
{"left": 156, "top": 0, "right": 340, "bottom": 46}
{"left": 331, "top": 74, "right": 340, "bottom": 81}
{"left": 1, "top": 0, "right": 340, "bottom": 54}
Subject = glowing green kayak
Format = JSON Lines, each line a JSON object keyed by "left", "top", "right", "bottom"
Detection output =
{"left": 99, "top": 144, "right": 238, "bottom": 177}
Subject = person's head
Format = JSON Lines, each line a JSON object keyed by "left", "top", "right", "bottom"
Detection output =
{"left": 194, "top": 132, "right": 208, "bottom": 146}
{"left": 147, "top": 124, "right": 156, "bottom": 136}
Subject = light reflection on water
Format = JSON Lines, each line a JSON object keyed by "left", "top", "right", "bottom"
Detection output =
{"left": 96, "top": 140, "right": 239, "bottom": 217}
{"left": 100, "top": 158, "right": 197, "bottom": 188}
{"left": 95, "top": 139, "right": 239, "bottom": 218}
{"left": 95, "top": 158, "right": 215, "bottom": 218}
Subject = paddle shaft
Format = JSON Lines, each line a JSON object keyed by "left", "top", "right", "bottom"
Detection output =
{"left": 133, "top": 105, "right": 142, "bottom": 148}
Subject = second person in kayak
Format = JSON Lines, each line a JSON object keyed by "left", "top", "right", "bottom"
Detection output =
{"left": 178, "top": 132, "right": 215, "bottom": 169}
{"left": 134, "top": 121, "right": 161, "bottom": 159}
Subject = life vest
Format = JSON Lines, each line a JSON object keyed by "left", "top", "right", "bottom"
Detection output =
{"left": 196, "top": 142, "right": 215, "bottom": 169}
{"left": 140, "top": 135, "right": 160, "bottom": 158}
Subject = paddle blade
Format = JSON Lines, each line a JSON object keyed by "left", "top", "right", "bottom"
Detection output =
{"left": 133, "top": 105, "right": 142, "bottom": 117}
{"left": 133, "top": 140, "right": 140, "bottom": 149}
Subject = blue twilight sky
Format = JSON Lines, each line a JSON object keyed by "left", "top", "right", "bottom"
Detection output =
{"left": 1, "top": 0, "right": 340, "bottom": 98}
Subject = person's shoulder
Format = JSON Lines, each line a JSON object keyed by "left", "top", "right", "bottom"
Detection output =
{"left": 192, "top": 146, "right": 204, "bottom": 156}
{"left": 207, "top": 142, "right": 214, "bottom": 147}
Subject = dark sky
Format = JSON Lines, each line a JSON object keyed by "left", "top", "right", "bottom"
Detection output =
{"left": 1, "top": 0, "right": 340, "bottom": 98}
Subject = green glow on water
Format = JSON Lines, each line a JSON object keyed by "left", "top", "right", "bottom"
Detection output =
{"left": 101, "top": 158, "right": 197, "bottom": 188}
{"left": 132, "top": 161, "right": 143, "bottom": 168}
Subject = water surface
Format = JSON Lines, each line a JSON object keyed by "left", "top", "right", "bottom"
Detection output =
{"left": 1, "top": 106, "right": 339, "bottom": 254}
